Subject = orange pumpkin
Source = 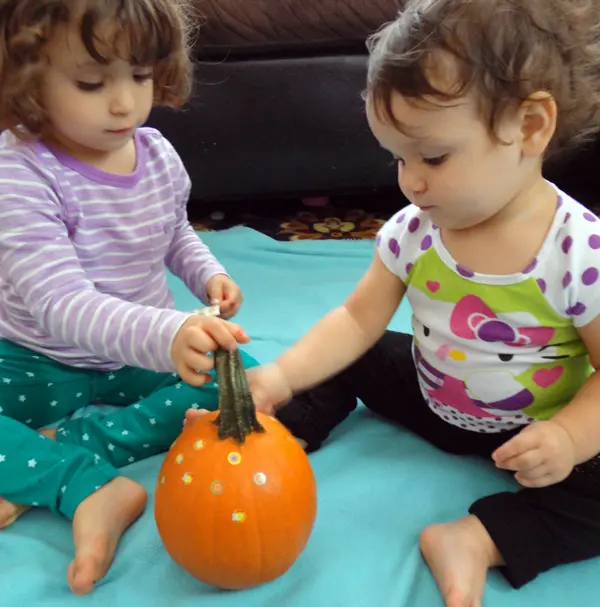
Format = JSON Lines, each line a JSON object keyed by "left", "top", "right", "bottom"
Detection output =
{"left": 154, "top": 348, "right": 317, "bottom": 590}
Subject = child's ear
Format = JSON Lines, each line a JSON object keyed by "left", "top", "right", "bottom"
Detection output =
{"left": 519, "top": 92, "right": 557, "bottom": 157}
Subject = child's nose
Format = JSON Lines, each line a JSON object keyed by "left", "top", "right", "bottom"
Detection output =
{"left": 398, "top": 164, "right": 427, "bottom": 197}
{"left": 109, "top": 85, "right": 135, "bottom": 115}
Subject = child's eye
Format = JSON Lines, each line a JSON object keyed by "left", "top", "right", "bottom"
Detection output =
{"left": 76, "top": 81, "right": 103, "bottom": 92}
{"left": 134, "top": 72, "right": 153, "bottom": 83}
{"left": 423, "top": 154, "right": 448, "bottom": 167}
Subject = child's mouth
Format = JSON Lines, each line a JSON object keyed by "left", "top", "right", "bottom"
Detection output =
{"left": 107, "top": 128, "right": 133, "bottom": 135}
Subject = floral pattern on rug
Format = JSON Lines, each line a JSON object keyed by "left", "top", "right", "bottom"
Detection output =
{"left": 278, "top": 210, "right": 385, "bottom": 240}
{"left": 189, "top": 194, "right": 400, "bottom": 241}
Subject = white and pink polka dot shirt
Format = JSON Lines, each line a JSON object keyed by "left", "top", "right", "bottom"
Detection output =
{"left": 377, "top": 184, "right": 599, "bottom": 433}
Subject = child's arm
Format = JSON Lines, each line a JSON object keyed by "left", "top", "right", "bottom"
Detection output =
{"left": 161, "top": 140, "right": 229, "bottom": 304}
{"left": 551, "top": 316, "right": 600, "bottom": 463}
{"left": 165, "top": 211, "right": 229, "bottom": 304}
{"left": 275, "top": 252, "right": 406, "bottom": 394}
{"left": 0, "top": 173, "right": 239, "bottom": 374}
{"left": 493, "top": 315, "right": 600, "bottom": 487}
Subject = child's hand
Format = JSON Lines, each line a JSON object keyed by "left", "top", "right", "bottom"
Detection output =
{"left": 171, "top": 316, "right": 249, "bottom": 386}
{"left": 492, "top": 420, "right": 576, "bottom": 488}
{"left": 206, "top": 274, "right": 243, "bottom": 319}
{"left": 247, "top": 364, "right": 294, "bottom": 415}
{"left": 184, "top": 363, "right": 292, "bottom": 424}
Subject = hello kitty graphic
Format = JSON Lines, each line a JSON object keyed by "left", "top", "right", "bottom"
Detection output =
{"left": 408, "top": 288, "right": 572, "bottom": 431}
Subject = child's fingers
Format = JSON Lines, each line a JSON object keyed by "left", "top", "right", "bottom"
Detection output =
{"left": 178, "top": 366, "right": 212, "bottom": 387}
{"left": 515, "top": 470, "right": 554, "bottom": 488}
{"left": 497, "top": 448, "right": 544, "bottom": 472}
{"left": 492, "top": 427, "right": 540, "bottom": 466}
{"left": 183, "top": 349, "right": 214, "bottom": 373}
{"left": 223, "top": 320, "right": 249, "bottom": 342}
{"left": 209, "top": 282, "right": 225, "bottom": 303}
{"left": 222, "top": 283, "right": 243, "bottom": 306}
{"left": 514, "top": 462, "right": 548, "bottom": 480}
{"left": 184, "top": 408, "right": 210, "bottom": 425}
{"left": 254, "top": 401, "right": 275, "bottom": 415}
{"left": 217, "top": 300, "right": 240, "bottom": 320}
{"left": 198, "top": 318, "right": 240, "bottom": 350}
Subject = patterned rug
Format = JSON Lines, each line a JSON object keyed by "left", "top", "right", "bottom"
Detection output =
{"left": 189, "top": 188, "right": 600, "bottom": 241}
{"left": 189, "top": 192, "right": 402, "bottom": 241}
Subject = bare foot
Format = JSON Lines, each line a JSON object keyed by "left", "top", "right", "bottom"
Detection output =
{"left": 0, "top": 428, "right": 57, "bottom": 529}
{"left": 419, "top": 515, "right": 502, "bottom": 607}
{"left": 67, "top": 477, "right": 147, "bottom": 595}
{"left": 0, "top": 501, "right": 30, "bottom": 529}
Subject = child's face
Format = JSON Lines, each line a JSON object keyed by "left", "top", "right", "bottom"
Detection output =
{"left": 41, "top": 24, "right": 154, "bottom": 157}
{"left": 366, "top": 89, "right": 539, "bottom": 231}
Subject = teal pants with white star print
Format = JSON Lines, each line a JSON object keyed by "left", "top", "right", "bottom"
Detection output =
{"left": 0, "top": 339, "right": 259, "bottom": 519}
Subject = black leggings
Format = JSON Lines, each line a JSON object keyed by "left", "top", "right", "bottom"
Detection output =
{"left": 276, "top": 331, "right": 600, "bottom": 589}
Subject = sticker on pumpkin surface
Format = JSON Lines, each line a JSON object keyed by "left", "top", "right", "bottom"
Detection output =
{"left": 160, "top": 476, "right": 166, "bottom": 485}
{"left": 253, "top": 472, "right": 267, "bottom": 486}
{"left": 210, "top": 480, "right": 224, "bottom": 495}
{"left": 193, "top": 440, "right": 205, "bottom": 451}
{"left": 175, "top": 454, "right": 184, "bottom": 464}
{"left": 182, "top": 473, "right": 193, "bottom": 485}
{"left": 227, "top": 452, "right": 242, "bottom": 466}
{"left": 232, "top": 510, "right": 246, "bottom": 523}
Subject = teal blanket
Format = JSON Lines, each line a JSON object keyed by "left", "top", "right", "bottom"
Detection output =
{"left": 1, "top": 227, "right": 595, "bottom": 606}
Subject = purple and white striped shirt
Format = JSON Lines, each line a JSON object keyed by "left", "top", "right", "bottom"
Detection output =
{"left": 0, "top": 127, "right": 226, "bottom": 372}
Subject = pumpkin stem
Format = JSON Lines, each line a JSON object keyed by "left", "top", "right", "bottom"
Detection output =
{"left": 213, "top": 348, "right": 265, "bottom": 444}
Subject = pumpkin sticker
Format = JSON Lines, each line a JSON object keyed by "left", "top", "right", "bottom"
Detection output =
{"left": 253, "top": 472, "right": 267, "bottom": 486}
{"left": 232, "top": 510, "right": 246, "bottom": 523}
{"left": 210, "top": 480, "right": 224, "bottom": 495}
{"left": 227, "top": 452, "right": 241, "bottom": 466}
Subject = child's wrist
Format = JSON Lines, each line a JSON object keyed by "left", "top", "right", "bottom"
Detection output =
{"left": 272, "top": 360, "right": 295, "bottom": 397}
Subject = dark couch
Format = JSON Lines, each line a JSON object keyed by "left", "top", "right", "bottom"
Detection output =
{"left": 147, "top": 0, "right": 599, "bottom": 208}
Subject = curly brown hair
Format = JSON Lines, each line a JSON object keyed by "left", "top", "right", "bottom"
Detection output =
{"left": 0, "top": 0, "right": 196, "bottom": 138}
{"left": 366, "top": 0, "right": 600, "bottom": 158}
